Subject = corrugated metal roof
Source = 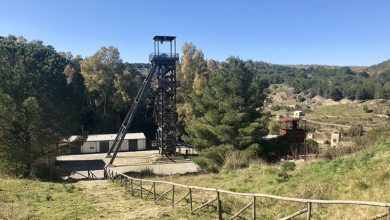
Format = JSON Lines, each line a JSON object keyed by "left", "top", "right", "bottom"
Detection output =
{"left": 67, "top": 133, "right": 145, "bottom": 142}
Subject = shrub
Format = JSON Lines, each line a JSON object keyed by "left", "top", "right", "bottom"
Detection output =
{"left": 199, "top": 145, "right": 233, "bottom": 166}
{"left": 281, "top": 161, "right": 296, "bottom": 171}
{"left": 363, "top": 105, "right": 373, "bottom": 113}
{"left": 63, "top": 184, "right": 75, "bottom": 193}
{"left": 322, "top": 147, "right": 337, "bottom": 160}
{"left": 268, "top": 121, "right": 281, "bottom": 135}
{"left": 270, "top": 104, "right": 280, "bottom": 111}
{"left": 241, "top": 144, "right": 260, "bottom": 161}
{"left": 192, "top": 157, "right": 219, "bottom": 173}
{"left": 139, "top": 166, "right": 154, "bottom": 178}
{"left": 347, "top": 124, "right": 364, "bottom": 137}
{"left": 276, "top": 170, "right": 290, "bottom": 182}
{"left": 192, "top": 157, "right": 208, "bottom": 170}
{"left": 223, "top": 151, "right": 248, "bottom": 170}
{"left": 45, "top": 192, "right": 53, "bottom": 201}
{"left": 305, "top": 139, "right": 319, "bottom": 154}
{"left": 33, "top": 164, "right": 69, "bottom": 180}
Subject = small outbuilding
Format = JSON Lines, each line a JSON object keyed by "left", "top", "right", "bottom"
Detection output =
{"left": 69, "top": 133, "right": 146, "bottom": 154}
{"left": 331, "top": 131, "right": 341, "bottom": 147}
{"left": 293, "top": 111, "right": 305, "bottom": 118}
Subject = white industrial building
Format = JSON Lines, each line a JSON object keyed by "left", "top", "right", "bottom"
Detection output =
{"left": 68, "top": 133, "right": 146, "bottom": 154}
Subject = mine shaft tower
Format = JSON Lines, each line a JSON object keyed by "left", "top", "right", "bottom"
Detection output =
{"left": 105, "top": 36, "right": 179, "bottom": 165}
{"left": 152, "top": 36, "right": 179, "bottom": 156}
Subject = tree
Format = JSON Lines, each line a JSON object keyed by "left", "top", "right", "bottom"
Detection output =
{"left": 328, "top": 87, "right": 343, "bottom": 101}
{"left": 176, "top": 43, "right": 208, "bottom": 138}
{"left": 184, "top": 57, "right": 268, "bottom": 150}
{"left": 0, "top": 36, "right": 79, "bottom": 176}
{"left": 81, "top": 47, "right": 123, "bottom": 118}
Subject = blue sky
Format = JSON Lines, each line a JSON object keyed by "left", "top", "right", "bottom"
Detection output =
{"left": 1, "top": 0, "right": 390, "bottom": 66}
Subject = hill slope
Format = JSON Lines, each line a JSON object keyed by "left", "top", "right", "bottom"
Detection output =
{"left": 366, "top": 59, "right": 390, "bottom": 75}
{"left": 155, "top": 139, "right": 390, "bottom": 219}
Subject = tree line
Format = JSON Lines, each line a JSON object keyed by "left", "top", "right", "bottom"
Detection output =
{"left": 0, "top": 36, "right": 151, "bottom": 176}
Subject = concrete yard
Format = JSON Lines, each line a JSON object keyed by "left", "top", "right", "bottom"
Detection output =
{"left": 56, "top": 150, "right": 199, "bottom": 179}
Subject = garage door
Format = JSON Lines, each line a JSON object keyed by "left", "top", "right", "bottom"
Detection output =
{"left": 99, "top": 141, "right": 109, "bottom": 153}
{"left": 129, "top": 139, "right": 138, "bottom": 151}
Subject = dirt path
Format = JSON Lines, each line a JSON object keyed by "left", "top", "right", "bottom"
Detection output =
{"left": 76, "top": 180, "right": 168, "bottom": 219}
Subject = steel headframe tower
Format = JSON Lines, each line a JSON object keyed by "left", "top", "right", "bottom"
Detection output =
{"left": 151, "top": 36, "right": 179, "bottom": 156}
{"left": 105, "top": 36, "right": 178, "bottom": 165}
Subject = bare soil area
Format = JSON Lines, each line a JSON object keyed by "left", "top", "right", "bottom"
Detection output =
{"left": 76, "top": 180, "right": 168, "bottom": 219}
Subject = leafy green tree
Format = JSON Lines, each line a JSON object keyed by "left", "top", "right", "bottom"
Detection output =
{"left": 81, "top": 47, "right": 123, "bottom": 118}
{"left": 80, "top": 47, "right": 143, "bottom": 133}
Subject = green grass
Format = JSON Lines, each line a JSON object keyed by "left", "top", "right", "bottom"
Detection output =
{"left": 153, "top": 139, "right": 390, "bottom": 219}
{"left": 0, "top": 179, "right": 99, "bottom": 219}
{"left": 305, "top": 103, "right": 387, "bottom": 128}
{"left": 306, "top": 104, "right": 371, "bottom": 119}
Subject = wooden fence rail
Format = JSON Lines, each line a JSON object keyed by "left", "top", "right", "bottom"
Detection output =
{"left": 104, "top": 167, "right": 390, "bottom": 220}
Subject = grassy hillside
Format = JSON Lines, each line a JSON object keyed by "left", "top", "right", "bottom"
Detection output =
{"left": 0, "top": 179, "right": 98, "bottom": 219}
{"left": 153, "top": 139, "right": 390, "bottom": 219}
{"left": 1, "top": 140, "right": 389, "bottom": 219}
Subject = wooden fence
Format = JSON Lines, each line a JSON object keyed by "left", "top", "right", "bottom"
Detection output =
{"left": 104, "top": 167, "right": 390, "bottom": 220}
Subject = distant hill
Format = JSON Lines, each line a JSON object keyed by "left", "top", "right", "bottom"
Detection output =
{"left": 366, "top": 59, "right": 390, "bottom": 75}
{"left": 131, "top": 59, "right": 390, "bottom": 76}
{"left": 282, "top": 64, "right": 367, "bottom": 72}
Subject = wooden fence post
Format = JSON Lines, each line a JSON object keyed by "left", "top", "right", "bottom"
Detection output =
{"left": 172, "top": 185, "right": 175, "bottom": 206}
{"left": 130, "top": 179, "right": 134, "bottom": 196}
{"left": 189, "top": 188, "right": 193, "bottom": 212}
{"left": 153, "top": 182, "right": 156, "bottom": 201}
{"left": 252, "top": 196, "right": 256, "bottom": 220}
{"left": 387, "top": 206, "right": 390, "bottom": 220}
{"left": 307, "top": 202, "right": 312, "bottom": 220}
{"left": 216, "top": 191, "right": 222, "bottom": 220}
{"left": 140, "top": 180, "right": 143, "bottom": 199}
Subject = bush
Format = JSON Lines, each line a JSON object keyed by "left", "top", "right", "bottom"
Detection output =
{"left": 270, "top": 104, "right": 280, "bottom": 111}
{"left": 194, "top": 145, "right": 257, "bottom": 172}
{"left": 347, "top": 124, "right": 364, "bottom": 137}
{"left": 305, "top": 139, "right": 319, "bottom": 154}
{"left": 320, "top": 146, "right": 362, "bottom": 159}
{"left": 268, "top": 121, "right": 281, "bottom": 135}
{"left": 45, "top": 192, "right": 53, "bottom": 201}
{"left": 33, "top": 164, "right": 69, "bottom": 180}
{"left": 192, "top": 157, "right": 219, "bottom": 173}
{"left": 322, "top": 147, "right": 337, "bottom": 160}
{"left": 139, "top": 166, "right": 154, "bottom": 178}
{"left": 363, "top": 105, "right": 373, "bottom": 113}
{"left": 276, "top": 170, "right": 290, "bottom": 182}
{"left": 199, "top": 145, "right": 233, "bottom": 166}
{"left": 241, "top": 144, "right": 260, "bottom": 161}
{"left": 62, "top": 184, "right": 75, "bottom": 193}
{"left": 281, "top": 161, "right": 296, "bottom": 171}
{"left": 223, "top": 151, "right": 248, "bottom": 170}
